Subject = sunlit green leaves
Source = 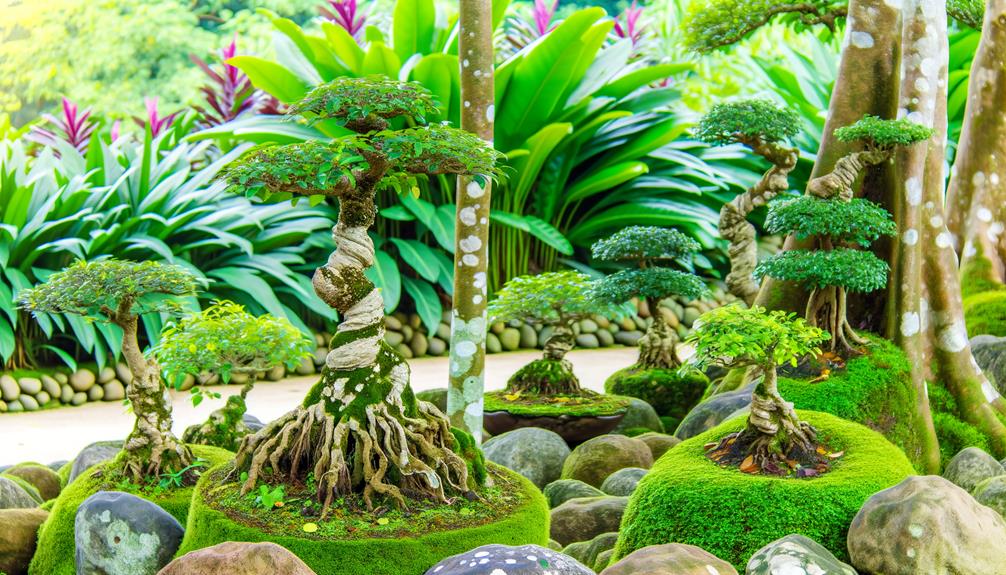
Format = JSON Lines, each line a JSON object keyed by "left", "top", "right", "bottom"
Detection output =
{"left": 695, "top": 99, "right": 800, "bottom": 146}
{"left": 591, "top": 226, "right": 700, "bottom": 263}
{"left": 687, "top": 304, "right": 828, "bottom": 369}
{"left": 764, "top": 196, "right": 896, "bottom": 246}
{"left": 834, "top": 115, "right": 934, "bottom": 150}
{"left": 754, "top": 248, "right": 890, "bottom": 293}
{"left": 489, "top": 270, "right": 620, "bottom": 325}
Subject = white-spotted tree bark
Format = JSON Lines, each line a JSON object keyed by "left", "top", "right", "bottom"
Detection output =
{"left": 447, "top": 0, "right": 495, "bottom": 443}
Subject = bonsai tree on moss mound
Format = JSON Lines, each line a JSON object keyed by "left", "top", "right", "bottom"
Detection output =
{"left": 752, "top": 116, "right": 930, "bottom": 354}
{"left": 152, "top": 301, "right": 314, "bottom": 451}
{"left": 489, "top": 270, "right": 622, "bottom": 395}
{"left": 695, "top": 99, "right": 799, "bottom": 305}
{"left": 591, "top": 226, "right": 707, "bottom": 369}
{"left": 221, "top": 76, "right": 501, "bottom": 514}
{"left": 688, "top": 304, "right": 829, "bottom": 474}
{"left": 18, "top": 259, "right": 198, "bottom": 481}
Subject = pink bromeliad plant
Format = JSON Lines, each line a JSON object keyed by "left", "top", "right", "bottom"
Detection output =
{"left": 613, "top": 1, "right": 645, "bottom": 47}
{"left": 320, "top": 0, "right": 366, "bottom": 39}
{"left": 190, "top": 37, "right": 260, "bottom": 126}
{"left": 133, "top": 97, "right": 178, "bottom": 138}
{"left": 27, "top": 97, "right": 98, "bottom": 152}
{"left": 533, "top": 0, "right": 560, "bottom": 35}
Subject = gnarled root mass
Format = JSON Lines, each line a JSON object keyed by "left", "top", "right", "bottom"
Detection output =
{"left": 121, "top": 367, "right": 192, "bottom": 482}
{"left": 183, "top": 394, "right": 251, "bottom": 452}
{"left": 507, "top": 358, "right": 581, "bottom": 395}
{"left": 638, "top": 314, "right": 679, "bottom": 369}
{"left": 806, "top": 286, "right": 869, "bottom": 356}
{"left": 235, "top": 397, "right": 472, "bottom": 515}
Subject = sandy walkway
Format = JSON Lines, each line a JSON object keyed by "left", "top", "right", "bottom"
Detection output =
{"left": 0, "top": 347, "right": 638, "bottom": 465}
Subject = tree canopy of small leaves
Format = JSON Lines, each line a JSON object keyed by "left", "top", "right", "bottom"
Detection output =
{"left": 288, "top": 77, "right": 440, "bottom": 126}
{"left": 223, "top": 140, "right": 357, "bottom": 200}
{"left": 764, "top": 196, "right": 897, "bottom": 246}
{"left": 18, "top": 259, "right": 197, "bottom": 321}
{"left": 683, "top": 0, "right": 846, "bottom": 53}
{"left": 834, "top": 115, "right": 935, "bottom": 151}
{"left": 152, "top": 300, "right": 313, "bottom": 386}
{"left": 591, "top": 226, "right": 701, "bottom": 263}
{"left": 381, "top": 124, "right": 504, "bottom": 178}
{"left": 687, "top": 304, "right": 828, "bottom": 369}
{"left": 488, "top": 271, "right": 619, "bottom": 325}
{"left": 592, "top": 268, "right": 707, "bottom": 305}
{"left": 754, "top": 248, "right": 890, "bottom": 292}
{"left": 693, "top": 99, "right": 800, "bottom": 147}
{"left": 947, "top": 0, "right": 984, "bottom": 29}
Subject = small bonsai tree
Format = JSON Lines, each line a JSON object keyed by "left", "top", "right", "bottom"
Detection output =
{"left": 752, "top": 116, "right": 931, "bottom": 354}
{"left": 687, "top": 304, "right": 829, "bottom": 474}
{"left": 489, "top": 271, "right": 620, "bottom": 395}
{"left": 152, "top": 301, "right": 314, "bottom": 451}
{"left": 695, "top": 99, "right": 800, "bottom": 304}
{"left": 591, "top": 226, "right": 707, "bottom": 369}
{"left": 222, "top": 77, "right": 501, "bottom": 514}
{"left": 18, "top": 259, "right": 198, "bottom": 480}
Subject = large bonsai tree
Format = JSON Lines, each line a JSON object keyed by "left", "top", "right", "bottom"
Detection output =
{"left": 152, "top": 301, "right": 313, "bottom": 451}
{"left": 489, "top": 270, "right": 617, "bottom": 395}
{"left": 221, "top": 77, "right": 500, "bottom": 513}
{"left": 591, "top": 226, "right": 707, "bottom": 369}
{"left": 688, "top": 304, "right": 829, "bottom": 473}
{"left": 19, "top": 259, "right": 197, "bottom": 480}
{"left": 695, "top": 99, "right": 800, "bottom": 305}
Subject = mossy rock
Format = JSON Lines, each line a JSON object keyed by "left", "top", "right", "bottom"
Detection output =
{"left": 176, "top": 462, "right": 549, "bottom": 575}
{"left": 605, "top": 366, "right": 709, "bottom": 424}
{"left": 613, "top": 411, "right": 915, "bottom": 569}
{"left": 28, "top": 444, "right": 233, "bottom": 575}
{"left": 484, "top": 391, "right": 630, "bottom": 418}
{"left": 779, "top": 335, "right": 923, "bottom": 468}
{"left": 5, "top": 463, "right": 61, "bottom": 501}
{"left": 964, "top": 290, "right": 1006, "bottom": 337}
{"left": 961, "top": 250, "right": 1006, "bottom": 299}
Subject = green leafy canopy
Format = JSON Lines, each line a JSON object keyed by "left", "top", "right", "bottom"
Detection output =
{"left": 834, "top": 116, "right": 934, "bottom": 150}
{"left": 18, "top": 259, "right": 198, "bottom": 321}
{"left": 288, "top": 76, "right": 440, "bottom": 126}
{"left": 694, "top": 99, "right": 800, "bottom": 146}
{"left": 488, "top": 271, "right": 620, "bottom": 325}
{"left": 152, "top": 300, "right": 313, "bottom": 386}
{"left": 687, "top": 304, "right": 828, "bottom": 369}
{"left": 765, "top": 196, "right": 896, "bottom": 246}
{"left": 682, "top": 0, "right": 846, "bottom": 53}
{"left": 591, "top": 226, "right": 701, "bottom": 263}
{"left": 592, "top": 268, "right": 708, "bottom": 304}
{"left": 755, "top": 248, "right": 890, "bottom": 292}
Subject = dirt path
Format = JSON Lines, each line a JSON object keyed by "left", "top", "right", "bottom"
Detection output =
{"left": 0, "top": 347, "right": 638, "bottom": 465}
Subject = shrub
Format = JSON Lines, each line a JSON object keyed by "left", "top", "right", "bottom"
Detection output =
{"left": 604, "top": 366, "right": 710, "bottom": 427}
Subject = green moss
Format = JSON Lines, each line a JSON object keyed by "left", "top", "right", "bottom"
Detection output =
{"left": 961, "top": 249, "right": 1006, "bottom": 299}
{"left": 507, "top": 358, "right": 580, "bottom": 394}
{"left": 777, "top": 335, "right": 921, "bottom": 468}
{"left": 2, "top": 473, "right": 42, "bottom": 503}
{"left": 177, "top": 462, "right": 549, "bottom": 575}
{"left": 56, "top": 461, "right": 72, "bottom": 486}
{"left": 964, "top": 290, "right": 1006, "bottom": 337}
{"left": 484, "top": 390, "right": 631, "bottom": 417}
{"left": 450, "top": 427, "right": 488, "bottom": 486}
{"left": 29, "top": 445, "right": 233, "bottom": 575}
{"left": 613, "top": 411, "right": 914, "bottom": 569}
{"left": 605, "top": 366, "right": 709, "bottom": 424}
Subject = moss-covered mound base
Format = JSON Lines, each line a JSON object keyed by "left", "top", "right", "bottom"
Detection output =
{"left": 964, "top": 290, "right": 1006, "bottom": 338}
{"left": 604, "top": 365, "right": 709, "bottom": 431}
{"left": 29, "top": 444, "right": 233, "bottom": 575}
{"left": 177, "top": 461, "right": 549, "bottom": 575}
{"left": 484, "top": 390, "right": 630, "bottom": 417}
{"left": 613, "top": 411, "right": 914, "bottom": 569}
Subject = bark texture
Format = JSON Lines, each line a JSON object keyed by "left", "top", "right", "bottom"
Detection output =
{"left": 637, "top": 302, "right": 679, "bottom": 369}
{"left": 183, "top": 378, "right": 256, "bottom": 451}
{"left": 508, "top": 324, "right": 580, "bottom": 394}
{"left": 447, "top": 0, "right": 495, "bottom": 443}
{"left": 946, "top": 0, "right": 1006, "bottom": 289}
{"left": 718, "top": 142, "right": 797, "bottom": 304}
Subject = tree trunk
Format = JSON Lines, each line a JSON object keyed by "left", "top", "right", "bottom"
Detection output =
{"left": 507, "top": 323, "right": 580, "bottom": 394}
{"left": 235, "top": 184, "right": 472, "bottom": 514}
{"left": 946, "top": 0, "right": 1006, "bottom": 294}
{"left": 182, "top": 376, "right": 256, "bottom": 452}
{"left": 118, "top": 314, "right": 191, "bottom": 482}
{"left": 885, "top": 0, "right": 1006, "bottom": 468}
{"left": 754, "top": 0, "right": 902, "bottom": 312}
{"left": 637, "top": 298, "right": 679, "bottom": 369}
{"left": 447, "top": 0, "right": 495, "bottom": 444}
{"left": 805, "top": 285, "right": 868, "bottom": 354}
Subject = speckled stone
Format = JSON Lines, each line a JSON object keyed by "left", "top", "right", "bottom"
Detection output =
{"left": 746, "top": 534, "right": 855, "bottom": 575}
{"left": 424, "top": 544, "right": 595, "bottom": 575}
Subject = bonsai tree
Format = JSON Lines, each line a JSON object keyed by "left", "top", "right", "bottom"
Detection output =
{"left": 591, "top": 226, "right": 707, "bottom": 369}
{"left": 151, "top": 301, "right": 313, "bottom": 451}
{"left": 18, "top": 259, "right": 198, "bottom": 480}
{"left": 752, "top": 116, "right": 930, "bottom": 354}
{"left": 221, "top": 77, "right": 501, "bottom": 513}
{"left": 695, "top": 99, "right": 800, "bottom": 304}
{"left": 489, "top": 270, "right": 620, "bottom": 394}
{"left": 687, "top": 304, "right": 829, "bottom": 474}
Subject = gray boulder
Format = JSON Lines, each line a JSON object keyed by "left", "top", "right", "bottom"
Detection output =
{"left": 0, "top": 476, "right": 39, "bottom": 509}
{"left": 675, "top": 384, "right": 754, "bottom": 440}
{"left": 550, "top": 496, "right": 628, "bottom": 547}
{"left": 415, "top": 387, "right": 448, "bottom": 412}
{"left": 543, "top": 479, "right": 605, "bottom": 508}
{"left": 75, "top": 491, "right": 184, "bottom": 575}
{"left": 483, "top": 427, "right": 571, "bottom": 488}
{"left": 942, "top": 446, "right": 1005, "bottom": 493}
{"left": 611, "top": 398, "right": 664, "bottom": 435}
{"left": 973, "top": 475, "right": 1006, "bottom": 518}
{"left": 635, "top": 432, "right": 680, "bottom": 460}
{"left": 971, "top": 335, "right": 1006, "bottom": 393}
{"left": 600, "top": 467, "right": 647, "bottom": 496}
{"left": 601, "top": 543, "right": 738, "bottom": 575}
{"left": 746, "top": 534, "right": 855, "bottom": 575}
{"left": 561, "top": 435, "right": 652, "bottom": 487}
{"left": 563, "top": 532, "right": 618, "bottom": 573}
{"left": 242, "top": 413, "right": 265, "bottom": 432}
{"left": 424, "top": 544, "right": 595, "bottom": 575}
{"left": 69, "top": 440, "right": 123, "bottom": 483}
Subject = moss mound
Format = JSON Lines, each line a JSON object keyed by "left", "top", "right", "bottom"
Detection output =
{"left": 177, "top": 462, "right": 549, "bottom": 575}
{"left": 964, "top": 290, "right": 1006, "bottom": 337}
{"left": 604, "top": 365, "right": 709, "bottom": 428}
{"left": 613, "top": 411, "right": 914, "bottom": 569}
{"left": 28, "top": 445, "right": 233, "bottom": 575}
{"left": 484, "top": 390, "right": 630, "bottom": 417}
{"left": 778, "top": 335, "right": 922, "bottom": 467}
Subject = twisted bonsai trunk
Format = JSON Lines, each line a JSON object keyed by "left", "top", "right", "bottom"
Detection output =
{"left": 235, "top": 174, "right": 472, "bottom": 514}
{"left": 183, "top": 376, "right": 256, "bottom": 451}
{"left": 117, "top": 309, "right": 192, "bottom": 482}
{"left": 507, "top": 322, "right": 580, "bottom": 395}
{"left": 637, "top": 297, "right": 679, "bottom": 369}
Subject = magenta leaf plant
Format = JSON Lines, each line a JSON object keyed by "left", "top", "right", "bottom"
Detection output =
{"left": 27, "top": 97, "right": 98, "bottom": 152}
{"left": 320, "top": 0, "right": 366, "bottom": 39}
{"left": 133, "top": 97, "right": 178, "bottom": 138}
{"left": 533, "top": 0, "right": 559, "bottom": 35}
{"left": 190, "top": 36, "right": 259, "bottom": 127}
{"left": 613, "top": 1, "right": 645, "bottom": 46}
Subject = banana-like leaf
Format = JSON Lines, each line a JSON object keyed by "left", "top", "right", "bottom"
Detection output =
{"left": 390, "top": 238, "right": 440, "bottom": 282}
{"left": 411, "top": 54, "right": 460, "bottom": 124}
{"left": 564, "top": 161, "right": 649, "bottom": 204}
{"left": 322, "top": 22, "right": 366, "bottom": 74}
{"left": 365, "top": 249, "right": 403, "bottom": 313}
{"left": 508, "top": 123, "right": 573, "bottom": 202}
{"left": 363, "top": 42, "right": 402, "bottom": 77}
{"left": 403, "top": 276, "right": 442, "bottom": 335}
{"left": 393, "top": 0, "right": 437, "bottom": 62}
{"left": 228, "top": 56, "right": 312, "bottom": 104}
